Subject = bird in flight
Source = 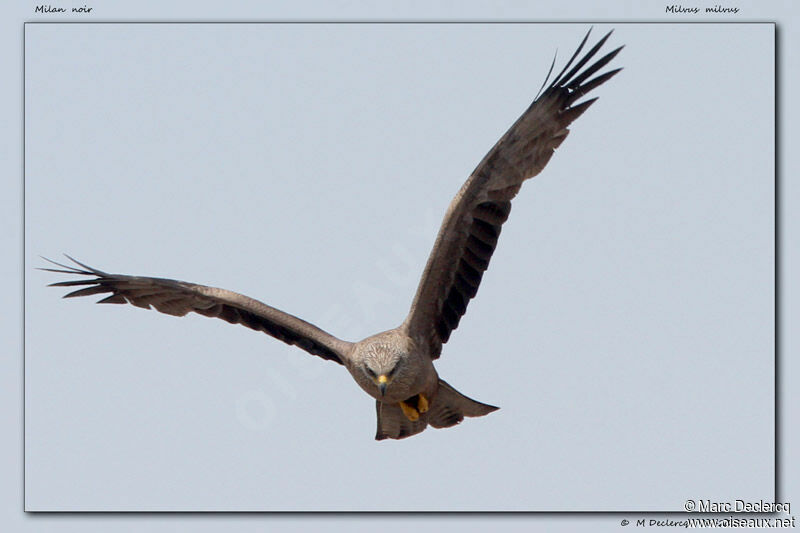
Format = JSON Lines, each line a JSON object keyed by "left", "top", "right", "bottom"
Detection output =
{"left": 43, "top": 30, "right": 622, "bottom": 440}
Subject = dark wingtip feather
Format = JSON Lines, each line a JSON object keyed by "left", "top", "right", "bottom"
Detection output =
{"left": 40, "top": 255, "right": 111, "bottom": 280}
{"left": 48, "top": 279, "right": 98, "bottom": 287}
{"left": 566, "top": 46, "right": 624, "bottom": 91}
{"left": 39, "top": 255, "right": 83, "bottom": 273}
{"left": 98, "top": 294, "right": 127, "bottom": 304}
{"left": 64, "top": 286, "right": 111, "bottom": 299}
{"left": 561, "top": 97, "right": 598, "bottom": 123}
{"left": 63, "top": 254, "right": 107, "bottom": 275}
{"left": 549, "top": 28, "right": 592, "bottom": 91}
{"left": 553, "top": 29, "right": 614, "bottom": 89}
{"left": 575, "top": 67, "right": 623, "bottom": 98}
{"left": 534, "top": 49, "right": 558, "bottom": 100}
{"left": 39, "top": 267, "right": 81, "bottom": 275}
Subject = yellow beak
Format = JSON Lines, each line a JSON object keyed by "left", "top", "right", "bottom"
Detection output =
{"left": 377, "top": 375, "right": 388, "bottom": 384}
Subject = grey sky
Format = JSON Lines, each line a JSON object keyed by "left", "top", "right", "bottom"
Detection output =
{"left": 18, "top": 14, "right": 780, "bottom": 523}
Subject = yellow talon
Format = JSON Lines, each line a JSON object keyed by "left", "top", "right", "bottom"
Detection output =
{"left": 399, "top": 400, "right": 420, "bottom": 422}
{"left": 417, "top": 393, "right": 429, "bottom": 414}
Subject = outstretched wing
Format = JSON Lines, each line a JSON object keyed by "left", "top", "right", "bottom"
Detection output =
{"left": 42, "top": 256, "right": 352, "bottom": 365}
{"left": 402, "top": 30, "right": 623, "bottom": 359}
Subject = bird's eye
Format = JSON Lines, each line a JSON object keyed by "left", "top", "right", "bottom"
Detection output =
{"left": 365, "top": 367, "right": 376, "bottom": 378}
{"left": 388, "top": 366, "right": 398, "bottom": 377}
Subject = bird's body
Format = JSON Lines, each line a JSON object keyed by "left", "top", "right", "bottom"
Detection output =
{"left": 348, "top": 330, "right": 435, "bottom": 404}
{"left": 43, "top": 30, "right": 622, "bottom": 440}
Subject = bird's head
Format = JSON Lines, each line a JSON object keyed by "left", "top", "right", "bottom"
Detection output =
{"left": 361, "top": 346, "right": 403, "bottom": 396}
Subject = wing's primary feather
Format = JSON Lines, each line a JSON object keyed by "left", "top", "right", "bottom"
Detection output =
{"left": 42, "top": 255, "right": 352, "bottom": 365}
{"left": 402, "top": 30, "right": 623, "bottom": 359}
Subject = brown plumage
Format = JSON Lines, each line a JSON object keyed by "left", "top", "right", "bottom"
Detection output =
{"left": 43, "top": 29, "right": 622, "bottom": 440}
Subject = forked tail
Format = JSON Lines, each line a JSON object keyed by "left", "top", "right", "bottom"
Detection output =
{"left": 375, "top": 379, "right": 498, "bottom": 440}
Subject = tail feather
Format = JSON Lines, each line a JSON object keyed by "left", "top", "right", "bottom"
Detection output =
{"left": 374, "top": 402, "right": 427, "bottom": 441}
{"left": 427, "top": 379, "right": 499, "bottom": 429}
{"left": 374, "top": 379, "right": 498, "bottom": 440}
